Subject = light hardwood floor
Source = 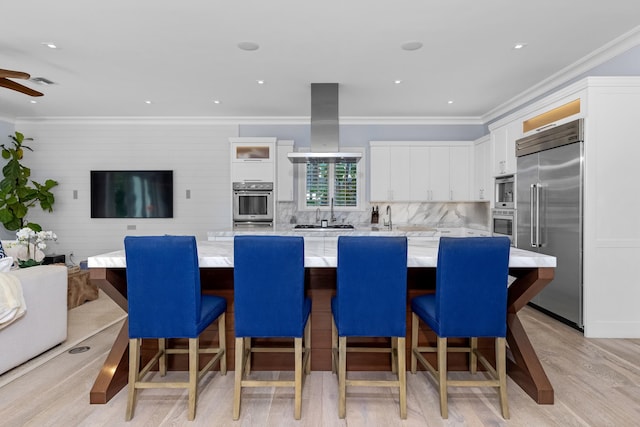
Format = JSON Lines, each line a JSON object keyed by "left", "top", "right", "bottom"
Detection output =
{"left": 1, "top": 304, "right": 639, "bottom": 426}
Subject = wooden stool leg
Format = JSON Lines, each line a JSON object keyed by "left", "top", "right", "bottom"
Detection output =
{"left": 245, "top": 338, "right": 252, "bottom": 375}
{"left": 397, "top": 337, "right": 407, "bottom": 419}
{"left": 233, "top": 337, "right": 244, "bottom": 420}
{"left": 411, "top": 313, "right": 418, "bottom": 374}
{"left": 304, "top": 316, "right": 312, "bottom": 375}
{"left": 294, "top": 337, "right": 303, "bottom": 420}
{"left": 470, "top": 337, "right": 478, "bottom": 374}
{"left": 391, "top": 337, "right": 398, "bottom": 374}
{"left": 159, "top": 338, "right": 167, "bottom": 376}
{"left": 438, "top": 336, "right": 448, "bottom": 419}
{"left": 338, "top": 336, "right": 347, "bottom": 418}
{"left": 188, "top": 338, "right": 198, "bottom": 421}
{"left": 125, "top": 338, "right": 140, "bottom": 421}
{"left": 497, "top": 337, "right": 510, "bottom": 419}
{"left": 218, "top": 314, "right": 227, "bottom": 375}
{"left": 331, "top": 317, "right": 338, "bottom": 374}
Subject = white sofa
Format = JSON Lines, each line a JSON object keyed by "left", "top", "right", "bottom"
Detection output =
{"left": 0, "top": 265, "right": 68, "bottom": 375}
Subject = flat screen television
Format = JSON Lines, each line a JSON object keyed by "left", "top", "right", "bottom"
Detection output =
{"left": 91, "top": 170, "right": 173, "bottom": 218}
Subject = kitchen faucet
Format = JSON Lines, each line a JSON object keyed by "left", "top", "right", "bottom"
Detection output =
{"left": 386, "top": 205, "right": 392, "bottom": 230}
{"left": 330, "top": 198, "right": 337, "bottom": 223}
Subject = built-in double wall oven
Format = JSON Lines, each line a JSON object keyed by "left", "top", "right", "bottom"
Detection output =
{"left": 492, "top": 174, "right": 516, "bottom": 245}
{"left": 232, "top": 182, "right": 274, "bottom": 229}
{"left": 492, "top": 208, "right": 516, "bottom": 245}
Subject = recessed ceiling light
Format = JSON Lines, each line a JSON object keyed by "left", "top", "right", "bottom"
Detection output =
{"left": 144, "top": 100, "right": 152, "bottom": 104}
{"left": 447, "top": 100, "right": 454, "bottom": 104}
{"left": 256, "top": 80, "right": 265, "bottom": 85}
{"left": 213, "top": 100, "right": 221, "bottom": 104}
{"left": 401, "top": 41, "right": 423, "bottom": 51}
{"left": 41, "top": 42, "right": 58, "bottom": 49}
{"left": 30, "top": 100, "right": 37, "bottom": 104}
{"left": 238, "top": 41, "right": 260, "bottom": 51}
{"left": 394, "top": 80, "right": 402, "bottom": 85}
{"left": 513, "top": 43, "right": 527, "bottom": 50}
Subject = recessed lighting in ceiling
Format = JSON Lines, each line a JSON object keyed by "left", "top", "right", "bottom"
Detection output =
{"left": 213, "top": 100, "right": 221, "bottom": 104}
{"left": 401, "top": 41, "right": 423, "bottom": 51}
{"left": 447, "top": 100, "right": 454, "bottom": 104}
{"left": 394, "top": 80, "right": 402, "bottom": 85}
{"left": 238, "top": 41, "right": 260, "bottom": 51}
{"left": 41, "top": 42, "right": 58, "bottom": 49}
{"left": 513, "top": 43, "right": 527, "bottom": 50}
{"left": 144, "top": 100, "right": 152, "bottom": 104}
{"left": 30, "top": 100, "right": 37, "bottom": 104}
{"left": 256, "top": 80, "right": 265, "bottom": 85}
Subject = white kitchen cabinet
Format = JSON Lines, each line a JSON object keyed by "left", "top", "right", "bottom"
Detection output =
{"left": 490, "top": 121, "right": 520, "bottom": 176}
{"left": 428, "top": 146, "right": 450, "bottom": 200}
{"left": 370, "top": 146, "right": 390, "bottom": 201}
{"left": 409, "top": 146, "right": 430, "bottom": 200}
{"left": 276, "top": 140, "right": 294, "bottom": 201}
{"left": 389, "top": 148, "right": 411, "bottom": 200}
{"left": 473, "top": 135, "right": 491, "bottom": 201}
{"left": 370, "top": 142, "right": 473, "bottom": 202}
{"left": 449, "top": 146, "right": 471, "bottom": 200}
{"left": 230, "top": 137, "right": 276, "bottom": 183}
{"left": 370, "top": 145, "right": 411, "bottom": 201}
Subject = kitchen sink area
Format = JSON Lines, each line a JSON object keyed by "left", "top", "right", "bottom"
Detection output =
{"left": 293, "top": 224, "right": 355, "bottom": 230}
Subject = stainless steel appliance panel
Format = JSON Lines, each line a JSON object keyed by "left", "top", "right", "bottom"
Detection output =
{"left": 232, "top": 181, "right": 274, "bottom": 223}
{"left": 516, "top": 126, "right": 583, "bottom": 329}
{"left": 492, "top": 208, "right": 516, "bottom": 245}
{"left": 536, "top": 142, "right": 583, "bottom": 326}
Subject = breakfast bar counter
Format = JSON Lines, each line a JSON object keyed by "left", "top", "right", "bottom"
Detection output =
{"left": 88, "top": 237, "right": 556, "bottom": 405}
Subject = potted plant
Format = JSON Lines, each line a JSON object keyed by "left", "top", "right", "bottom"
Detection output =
{"left": 0, "top": 131, "right": 58, "bottom": 232}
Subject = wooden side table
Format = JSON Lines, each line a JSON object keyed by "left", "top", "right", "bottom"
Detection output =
{"left": 67, "top": 266, "right": 99, "bottom": 309}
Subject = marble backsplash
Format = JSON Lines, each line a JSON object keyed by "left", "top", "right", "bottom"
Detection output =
{"left": 276, "top": 201, "right": 490, "bottom": 230}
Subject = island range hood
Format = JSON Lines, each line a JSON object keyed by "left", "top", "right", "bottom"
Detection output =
{"left": 287, "top": 83, "right": 362, "bottom": 163}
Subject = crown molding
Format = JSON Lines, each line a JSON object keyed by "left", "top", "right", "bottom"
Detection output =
{"left": 483, "top": 25, "right": 640, "bottom": 123}
{"left": 15, "top": 115, "right": 485, "bottom": 127}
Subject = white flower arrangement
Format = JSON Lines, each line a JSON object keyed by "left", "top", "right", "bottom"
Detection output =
{"left": 13, "top": 228, "right": 57, "bottom": 266}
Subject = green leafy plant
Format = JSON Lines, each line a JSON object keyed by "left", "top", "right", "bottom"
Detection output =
{"left": 0, "top": 132, "right": 58, "bottom": 231}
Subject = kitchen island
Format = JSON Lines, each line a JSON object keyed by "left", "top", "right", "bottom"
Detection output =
{"left": 88, "top": 235, "right": 556, "bottom": 405}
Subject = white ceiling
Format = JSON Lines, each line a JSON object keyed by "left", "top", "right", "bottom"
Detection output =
{"left": 2, "top": 0, "right": 640, "bottom": 122}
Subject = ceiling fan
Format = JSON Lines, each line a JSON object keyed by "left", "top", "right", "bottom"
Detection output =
{"left": 0, "top": 68, "right": 44, "bottom": 97}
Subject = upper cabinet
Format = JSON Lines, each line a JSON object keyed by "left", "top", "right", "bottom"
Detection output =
{"left": 230, "top": 137, "right": 276, "bottom": 182}
{"left": 473, "top": 135, "right": 491, "bottom": 201}
{"left": 370, "top": 141, "right": 472, "bottom": 202}
{"left": 490, "top": 121, "right": 520, "bottom": 176}
{"left": 276, "top": 140, "right": 294, "bottom": 201}
{"left": 370, "top": 146, "right": 411, "bottom": 201}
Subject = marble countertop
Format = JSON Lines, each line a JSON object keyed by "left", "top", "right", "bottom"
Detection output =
{"left": 207, "top": 226, "right": 491, "bottom": 239}
{"left": 88, "top": 236, "right": 556, "bottom": 269}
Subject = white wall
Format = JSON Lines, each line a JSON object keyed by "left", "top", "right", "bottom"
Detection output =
{"left": 12, "top": 119, "right": 238, "bottom": 262}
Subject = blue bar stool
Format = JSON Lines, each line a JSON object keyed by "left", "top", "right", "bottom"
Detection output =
{"left": 124, "top": 235, "right": 227, "bottom": 421}
{"left": 411, "top": 236, "right": 511, "bottom": 419}
{"left": 233, "top": 235, "right": 311, "bottom": 420}
{"left": 332, "top": 236, "right": 408, "bottom": 419}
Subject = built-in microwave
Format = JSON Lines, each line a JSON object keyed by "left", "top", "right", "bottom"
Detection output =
{"left": 495, "top": 175, "right": 515, "bottom": 209}
{"left": 232, "top": 182, "right": 274, "bottom": 225}
{"left": 492, "top": 208, "right": 516, "bottom": 246}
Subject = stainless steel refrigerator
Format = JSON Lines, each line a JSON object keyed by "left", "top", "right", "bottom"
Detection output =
{"left": 516, "top": 119, "right": 583, "bottom": 330}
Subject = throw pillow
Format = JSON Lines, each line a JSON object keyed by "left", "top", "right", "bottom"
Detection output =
{"left": 0, "top": 240, "right": 5, "bottom": 258}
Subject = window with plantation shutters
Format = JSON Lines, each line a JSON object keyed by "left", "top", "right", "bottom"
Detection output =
{"left": 303, "top": 157, "right": 360, "bottom": 209}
